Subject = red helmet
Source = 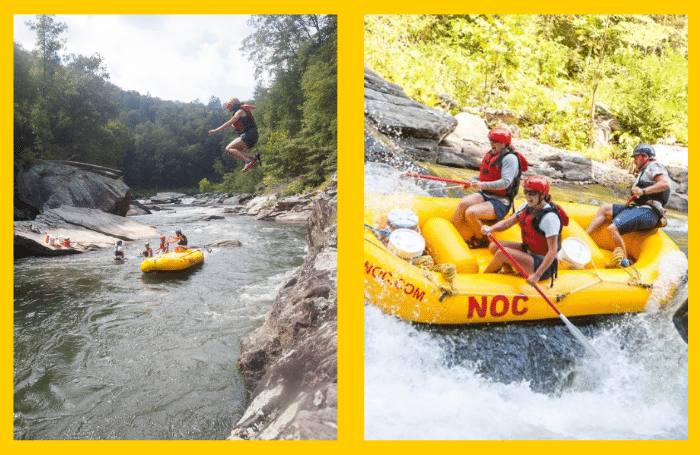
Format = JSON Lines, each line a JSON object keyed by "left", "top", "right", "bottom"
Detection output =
{"left": 160, "top": 236, "right": 165, "bottom": 240}
{"left": 488, "top": 127, "right": 512, "bottom": 145}
{"left": 225, "top": 97, "right": 241, "bottom": 111}
{"left": 523, "top": 175, "right": 550, "bottom": 195}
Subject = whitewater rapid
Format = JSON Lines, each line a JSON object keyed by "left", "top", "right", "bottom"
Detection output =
{"left": 363, "top": 163, "right": 688, "bottom": 440}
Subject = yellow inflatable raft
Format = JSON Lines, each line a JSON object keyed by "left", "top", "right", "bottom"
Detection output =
{"left": 140, "top": 249, "right": 204, "bottom": 273}
{"left": 364, "top": 195, "right": 684, "bottom": 325}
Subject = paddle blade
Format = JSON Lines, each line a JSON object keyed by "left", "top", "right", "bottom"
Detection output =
{"left": 560, "top": 314, "right": 600, "bottom": 358}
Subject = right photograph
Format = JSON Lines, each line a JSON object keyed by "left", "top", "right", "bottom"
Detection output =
{"left": 364, "top": 14, "right": 688, "bottom": 440}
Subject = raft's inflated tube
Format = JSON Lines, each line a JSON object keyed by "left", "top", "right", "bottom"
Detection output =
{"left": 422, "top": 217, "right": 479, "bottom": 274}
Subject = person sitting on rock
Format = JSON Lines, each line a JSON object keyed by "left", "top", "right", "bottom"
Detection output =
{"left": 481, "top": 175, "right": 568, "bottom": 286}
{"left": 114, "top": 240, "right": 125, "bottom": 260}
{"left": 168, "top": 229, "right": 188, "bottom": 252}
{"left": 154, "top": 235, "right": 169, "bottom": 254}
{"left": 141, "top": 242, "right": 153, "bottom": 258}
{"left": 585, "top": 144, "right": 670, "bottom": 267}
{"left": 450, "top": 127, "right": 528, "bottom": 249}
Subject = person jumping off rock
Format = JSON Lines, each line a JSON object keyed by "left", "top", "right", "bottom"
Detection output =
{"left": 209, "top": 97, "right": 262, "bottom": 173}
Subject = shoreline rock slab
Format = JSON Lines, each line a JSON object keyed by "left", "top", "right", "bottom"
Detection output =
{"left": 14, "top": 205, "right": 161, "bottom": 258}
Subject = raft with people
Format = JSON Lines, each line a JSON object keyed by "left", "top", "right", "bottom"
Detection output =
{"left": 364, "top": 194, "right": 685, "bottom": 325}
{"left": 140, "top": 249, "right": 204, "bottom": 273}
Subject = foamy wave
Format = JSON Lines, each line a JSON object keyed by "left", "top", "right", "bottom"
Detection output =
{"left": 646, "top": 251, "right": 688, "bottom": 311}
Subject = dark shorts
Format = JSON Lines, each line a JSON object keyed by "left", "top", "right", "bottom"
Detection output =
{"left": 611, "top": 204, "right": 659, "bottom": 235}
{"left": 479, "top": 191, "right": 510, "bottom": 221}
{"left": 240, "top": 128, "right": 258, "bottom": 148}
{"left": 531, "top": 254, "right": 557, "bottom": 281}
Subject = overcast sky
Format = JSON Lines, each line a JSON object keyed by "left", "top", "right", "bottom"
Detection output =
{"left": 13, "top": 14, "right": 257, "bottom": 104}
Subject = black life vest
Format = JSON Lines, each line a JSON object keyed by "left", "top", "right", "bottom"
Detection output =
{"left": 634, "top": 162, "right": 671, "bottom": 207}
{"left": 232, "top": 106, "right": 257, "bottom": 134}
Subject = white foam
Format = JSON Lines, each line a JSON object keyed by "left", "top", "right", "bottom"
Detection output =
{"left": 364, "top": 301, "right": 687, "bottom": 440}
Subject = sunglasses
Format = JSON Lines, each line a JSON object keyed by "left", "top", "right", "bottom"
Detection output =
{"left": 524, "top": 190, "right": 540, "bottom": 196}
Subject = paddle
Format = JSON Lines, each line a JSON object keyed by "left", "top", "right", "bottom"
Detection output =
{"left": 404, "top": 172, "right": 471, "bottom": 187}
{"left": 364, "top": 223, "right": 391, "bottom": 237}
{"left": 487, "top": 233, "right": 600, "bottom": 358}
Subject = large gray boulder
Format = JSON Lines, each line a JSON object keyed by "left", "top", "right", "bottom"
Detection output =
{"left": 364, "top": 65, "right": 457, "bottom": 148}
{"left": 15, "top": 161, "right": 131, "bottom": 218}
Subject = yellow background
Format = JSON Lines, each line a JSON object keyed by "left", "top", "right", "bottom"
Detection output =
{"left": 4, "top": 4, "right": 693, "bottom": 451}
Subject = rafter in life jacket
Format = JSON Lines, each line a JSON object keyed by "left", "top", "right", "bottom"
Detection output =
{"left": 517, "top": 203, "right": 569, "bottom": 256}
{"left": 479, "top": 147, "right": 529, "bottom": 202}
{"left": 231, "top": 104, "right": 258, "bottom": 134}
{"left": 633, "top": 161, "right": 671, "bottom": 207}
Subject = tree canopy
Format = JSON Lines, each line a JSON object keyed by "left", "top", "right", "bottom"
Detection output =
{"left": 14, "top": 14, "right": 337, "bottom": 195}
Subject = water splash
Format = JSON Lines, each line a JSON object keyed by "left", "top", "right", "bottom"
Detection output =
{"left": 364, "top": 162, "right": 688, "bottom": 440}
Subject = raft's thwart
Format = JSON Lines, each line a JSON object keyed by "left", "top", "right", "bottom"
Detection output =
{"left": 364, "top": 195, "right": 684, "bottom": 325}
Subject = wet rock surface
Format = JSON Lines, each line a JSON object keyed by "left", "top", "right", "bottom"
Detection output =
{"left": 14, "top": 205, "right": 161, "bottom": 258}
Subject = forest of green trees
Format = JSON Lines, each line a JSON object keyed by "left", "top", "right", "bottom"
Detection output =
{"left": 365, "top": 15, "right": 687, "bottom": 162}
{"left": 14, "top": 15, "right": 337, "bottom": 195}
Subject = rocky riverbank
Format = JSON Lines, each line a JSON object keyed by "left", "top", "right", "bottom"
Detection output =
{"left": 364, "top": 65, "right": 688, "bottom": 213}
{"left": 228, "top": 176, "right": 338, "bottom": 440}
{"left": 130, "top": 190, "right": 318, "bottom": 225}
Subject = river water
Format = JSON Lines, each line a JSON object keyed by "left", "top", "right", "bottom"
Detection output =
{"left": 14, "top": 202, "right": 308, "bottom": 440}
{"left": 364, "top": 163, "right": 688, "bottom": 440}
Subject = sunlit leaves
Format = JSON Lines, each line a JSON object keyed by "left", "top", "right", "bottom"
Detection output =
{"left": 365, "top": 14, "right": 688, "bottom": 151}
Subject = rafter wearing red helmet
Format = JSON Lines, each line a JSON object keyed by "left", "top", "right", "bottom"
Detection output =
{"left": 450, "top": 127, "right": 528, "bottom": 249}
{"left": 481, "top": 175, "right": 569, "bottom": 286}
{"left": 155, "top": 235, "right": 169, "bottom": 255}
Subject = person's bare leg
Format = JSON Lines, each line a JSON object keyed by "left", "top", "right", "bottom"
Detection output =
{"left": 586, "top": 203, "right": 613, "bottom": 235}
{"left": 607, "top": 223, "right": 627, "bottom": 258}
{"left": 226, "top": 138, "right": 255, "bottom": 162}
{"left": 465, "top": 202, "right": 497, "bottom": 241}
{"left": 484, "top": 248, "right": 534, "bottom": 275}
{"left": 450, "top": 193, "right": 483, "bottom": 241}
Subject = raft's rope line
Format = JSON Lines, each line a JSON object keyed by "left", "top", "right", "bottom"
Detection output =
{"left": 606, "top": 247, "right": 626, "bottom": 268}
{"left": 414, "top": 255, "right": 457, "bottom": 297}
{"left": 366, "top": 232, "right": 654, "bottom": 299}
{"left": 598, "top": 247, "right": 652, "bottom": 289}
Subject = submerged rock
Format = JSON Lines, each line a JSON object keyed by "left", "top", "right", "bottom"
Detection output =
{"left": 672, "top": 300, "right": 688, "bottom": 344}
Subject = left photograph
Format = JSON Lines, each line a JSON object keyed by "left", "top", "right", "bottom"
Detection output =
{"left": 13, "top": 14, "right": 337, "bottom": 440}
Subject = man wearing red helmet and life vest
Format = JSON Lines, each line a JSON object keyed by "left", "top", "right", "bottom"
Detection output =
{"left": 451, "top": 127, "right": 528, "bottom": 249}
{"left": 586, "top": 144, "right": 670, "bottom": 267}
{"left": 154, "top": 235, "right": 169, "bottom": 255}
{"left": 209, "top": 97, "right": 262, "bottom": 173}
{"left": 481, "top": 175, "right": 569, "bottom": 286}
